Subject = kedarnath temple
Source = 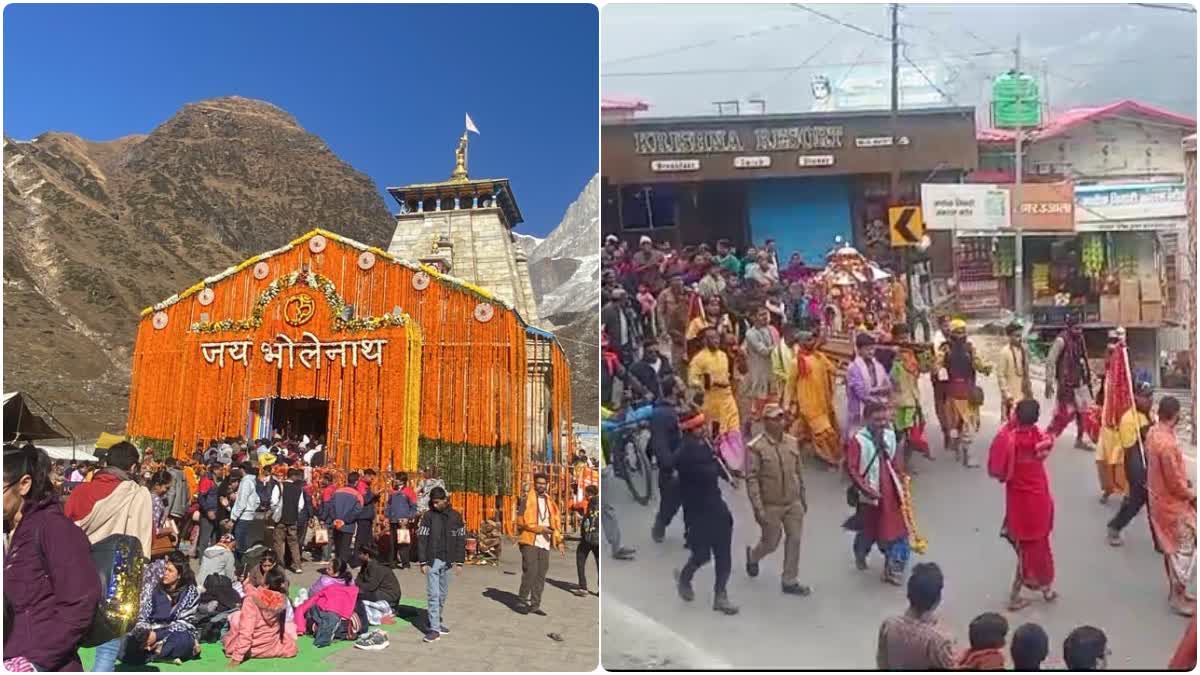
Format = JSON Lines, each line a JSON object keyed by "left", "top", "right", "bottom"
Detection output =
{"left": 124, "top": 129, "right": 571, "bottom": 532}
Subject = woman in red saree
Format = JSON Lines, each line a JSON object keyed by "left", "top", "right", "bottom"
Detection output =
{"left": 988, "top": 399, "right": 1058, "bottom": 611}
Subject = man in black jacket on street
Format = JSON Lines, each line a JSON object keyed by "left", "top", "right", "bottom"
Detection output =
{"left": 417, "top": 486, "right": 465, "bottom": 643}
{"left": 650, "top": 376, "right": 684, "bottom": 543}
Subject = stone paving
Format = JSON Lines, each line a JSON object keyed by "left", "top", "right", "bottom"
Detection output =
{"left": 326, "top": 542, "right": 599, "bottom": 672}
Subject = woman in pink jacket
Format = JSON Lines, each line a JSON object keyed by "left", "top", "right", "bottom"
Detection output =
{"left": 223, "top": 568, "right": 297, "bottom": 666}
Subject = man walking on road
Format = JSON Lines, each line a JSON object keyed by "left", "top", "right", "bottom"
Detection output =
{"left": 995, "top": 321, "right": 1032, "bottom": 421}
{"left": 674, "top": 409, "right": 739, "bottom": 616}
{"left": 744, "top": 404, "right": 811, "bottom": 597}
{"left": 516, "top": 472, "right": 562, "bottom": 616}
{"left": 651, "top": 377, "right": 684, "bottom": 543}
{"left": 1145, "top": 397, "right": 1197, "bottom": 616}
{"left": 1045, "top": 314, "right": 1094, "bottom": 450}
{"left": 938, "top": 319, "right": 992, "bottom": 468}
{"left": 1106, "top": 383, "right": 1155, "bottom": 546}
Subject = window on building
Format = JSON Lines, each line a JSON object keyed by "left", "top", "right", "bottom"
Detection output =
{"left": 620, "top": 184, "right": 678, "bottom": 230}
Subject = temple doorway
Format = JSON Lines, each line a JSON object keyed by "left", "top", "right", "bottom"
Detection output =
{"left": 248, "top": 397, "right": 329, "bottom": 442}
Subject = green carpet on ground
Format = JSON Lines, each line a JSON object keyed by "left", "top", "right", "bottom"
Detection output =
{"left": 78, "top": 598, "right": 427, "bottom": 672}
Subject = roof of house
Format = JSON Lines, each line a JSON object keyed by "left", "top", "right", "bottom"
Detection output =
{"left": 601, "top": 96, "right": 650, "bottom": 112}
{"left": 978, "top": 99, "right": 1196, "bottom": 144}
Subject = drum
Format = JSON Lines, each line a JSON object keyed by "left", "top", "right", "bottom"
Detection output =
{"left": 465, "top": 537, "right": 478, "bottom": 555}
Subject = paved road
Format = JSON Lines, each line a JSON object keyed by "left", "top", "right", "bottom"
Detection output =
{"left": 601, "top": 375, "right": 1196, "bottom": 670}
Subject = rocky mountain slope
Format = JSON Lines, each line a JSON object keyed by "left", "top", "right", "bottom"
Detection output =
{"left": 3, "top": 97, "right": 398, "bottom": 435}
{"left": 5, "top": 96, "right": 599, "bottom": 435}
{"left": 529, "top": 174, "right": 599, "bottom": 321}
{"left": 524, "top": 175, "right": 600, "bottom": 425}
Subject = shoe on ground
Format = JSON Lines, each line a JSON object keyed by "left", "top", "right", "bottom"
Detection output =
{"left": 745, "top": 546, "right": 759, "bottom": 578}
{"left": 355, "top": 631, "right": 389, "bottom": 651}
{"left": 423, "top": 631, "right": 441, "bottom": 643}
{"left": 437, "top": 624, "right": 450, "bottom": 634}
{"left": 531, "top": 607, "right": 547, "bottom": 616}
{"left": 614, "top": 547, "right": 637, "bottom": 560}
{"left": 1107, "top": 528, "right": 1124, "bottom": 546}
{"left": 782, "top": 583, "right": 812, "bottom": 596}
{"left": 650, "top": 526, "right": 665, "bottom": 543}
{"left": 855, "top": 557, "right": 869, "bottom": 571}
{"left": 289, "top": 567, "right": 303, "bottom": 575}
{"left": 712, "top": 592, "right": 740, "bottom": 616}
{"left": 674, "top": 568, "right": 695, "bottom": 602}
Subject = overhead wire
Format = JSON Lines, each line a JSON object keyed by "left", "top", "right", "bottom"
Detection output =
{"left": 788, "top": 4, "right": 892, "bottom": 42}
{"left": 601, "top": 20, "right": 815, "bottom": 67}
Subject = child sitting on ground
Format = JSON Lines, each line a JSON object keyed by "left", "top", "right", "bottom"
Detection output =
{"left": 957, "top": 612, "right": 1009, "bottom": 670}
{"left": 223, "top": 567, "right": 298, "bottom": 666}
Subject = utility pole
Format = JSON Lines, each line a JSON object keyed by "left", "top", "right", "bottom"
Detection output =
{"left": 1012, "top": 34, "right": 1025, "bottom": 320}
{"left": 890, "top": 3, "right": 914, "bottom": 327}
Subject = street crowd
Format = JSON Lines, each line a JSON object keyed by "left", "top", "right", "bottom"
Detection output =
{"left": 600, "top": 233, "right": 1197, "bottom": 669}
{"left": 3, "top": 434, "right": 592, "bottom": 670}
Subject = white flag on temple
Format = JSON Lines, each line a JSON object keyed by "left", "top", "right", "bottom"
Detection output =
{"left": 465, "top": 113, "right": 480, "bottom": 135}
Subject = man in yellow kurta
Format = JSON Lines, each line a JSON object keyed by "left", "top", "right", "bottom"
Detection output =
{"left": 994, "top": 321, "right": 1033, "bottom": 421}
{"left": 689, "top": 326, "right": 745, "bottom": 472}
{"left": 790, "top": 330, "right": 841, "bottom": 468}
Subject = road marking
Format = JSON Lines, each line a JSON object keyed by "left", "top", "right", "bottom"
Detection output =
{"left": 602, "top": 595, "right": 732, "bottom": 670}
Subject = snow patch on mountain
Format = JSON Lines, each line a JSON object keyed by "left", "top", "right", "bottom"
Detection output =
{"left": 512, "top": 232, "right": 544, "bottom": 257}
{"left": 528, "top": 174, "right": 599, "bottom": 322}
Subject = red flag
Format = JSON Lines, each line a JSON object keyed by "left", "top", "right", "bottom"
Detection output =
{"left": 1102, "top": 341, "right": 1133, "bottom": 429}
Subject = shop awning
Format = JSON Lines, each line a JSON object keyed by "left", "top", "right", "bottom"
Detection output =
{"left": 40, "top": 446, "right": 99, "bottom": 463}
{"left": 95, "top": 432, "right": 126, "bottom": 450}
{"left": 3, "top": 392, "right": 69, "bottom": 444}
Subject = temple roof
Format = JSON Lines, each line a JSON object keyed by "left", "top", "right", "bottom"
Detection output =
{"left": 386, "top": 177, "right": 524, "bottom": 229}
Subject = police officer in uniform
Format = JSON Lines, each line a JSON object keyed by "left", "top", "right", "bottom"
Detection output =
{"left": 745, "top": 404, "right": 811, "bottom": 596}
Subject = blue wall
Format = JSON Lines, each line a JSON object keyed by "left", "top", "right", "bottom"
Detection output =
{"left": 748, "top": 177, "right": 852, "bottom": 266}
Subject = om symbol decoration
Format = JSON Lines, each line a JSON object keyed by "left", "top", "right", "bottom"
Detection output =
{"left": 284, "top": 293, "right": 316, "bottom": 327}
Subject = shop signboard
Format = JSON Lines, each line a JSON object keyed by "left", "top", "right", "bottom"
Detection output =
{"left": 1075, "top": 183, "right": 1186, "bottom": 224}
{"left": 651, "top": 159, "right": 700, "bottom": 173}
{"left": 1075, "top": 218, "right": 1187, "bottom": 233}
{"left": 797, "top": 154, "right": 835, "bottom": 167}
{"left": 1005, "top": 181, "right": 1074, "bottom": 231}
{"left": 957, "top": 279, "right": 1004, "bottom": 311}
{"left": 734, "top": 156, "right": 772, "bottom": 169}
{"left": 921, "top": 184, "right": 1012, "bottom": 231}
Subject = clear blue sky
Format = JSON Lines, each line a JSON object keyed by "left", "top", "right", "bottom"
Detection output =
{"left": 3, "top": 3, "right": 598, "bottom": 237}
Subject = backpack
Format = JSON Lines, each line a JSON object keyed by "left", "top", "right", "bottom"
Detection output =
{"left": 581, "top": 499, "right": 600, "bottom": 548}
{"left": 80, "top": 533, "right": 147, "bottom": 647}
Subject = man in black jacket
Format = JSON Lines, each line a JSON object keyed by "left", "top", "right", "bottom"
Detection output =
{"left": 628, "top": 339, "right": 674, "bottom": 401}
{"left": 650, "top": 377, "right": 684, "bottom": 543}
{"left": 355, "top": 544, "right": 403, "bottom": 630}
{"left": 417, "top": 487, "right": 465, "bottom": 643}
{"left": 674, "top": 408, "right": 739, "bottom": 616}
{"left": 273, "top": 468, "right": 310, "bottom": 573}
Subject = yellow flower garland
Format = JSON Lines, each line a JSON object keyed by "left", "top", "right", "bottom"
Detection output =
{"left": 901, "top": 474, "right": 928, "bottom": 554}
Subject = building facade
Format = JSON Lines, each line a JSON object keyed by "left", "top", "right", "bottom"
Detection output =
{"left": 601, "top": 107, "right": 979, "bottom": 269}
{"left": 963, "top": 100, "right": 1196, "bottom": 386}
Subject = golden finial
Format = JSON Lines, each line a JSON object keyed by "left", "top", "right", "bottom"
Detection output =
{"left": 450, "top": 131, "right": 469, "bottom": 182}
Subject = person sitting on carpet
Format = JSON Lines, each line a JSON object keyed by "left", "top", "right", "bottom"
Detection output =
{"left": 294, "top": 557, "right": 361, "bottom": 648}
{"left": 123, "top": 551, "right": 202, "bottom": 666}
{"left": 355, "top": 545, "right": 401, "bottom": 626}
{"left": 223, "top": 567, "right": 298, "bottom": 666}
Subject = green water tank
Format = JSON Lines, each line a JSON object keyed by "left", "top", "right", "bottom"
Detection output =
{"left": 991, "top": 71, "right": 1041, "bottom": 129}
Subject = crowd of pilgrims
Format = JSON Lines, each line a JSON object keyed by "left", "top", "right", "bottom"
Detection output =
{"left": 601, "top": 233, "right": 1197, "bottom": 668}
{"left": 1, "top": 435, "right": 489, "bottom": 671}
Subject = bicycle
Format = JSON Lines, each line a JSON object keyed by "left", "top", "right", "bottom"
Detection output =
{"left": 600, "top": 403, "right": 654, "bottom": 506}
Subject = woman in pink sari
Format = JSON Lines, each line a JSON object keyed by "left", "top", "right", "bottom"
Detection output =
{"left": 988, "top": 399, "right": 1058, "bottom": 611}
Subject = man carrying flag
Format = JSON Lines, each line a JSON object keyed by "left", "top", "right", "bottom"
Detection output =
{"left": 1096, "top": 330, "right": 1138, "bottom": 505}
